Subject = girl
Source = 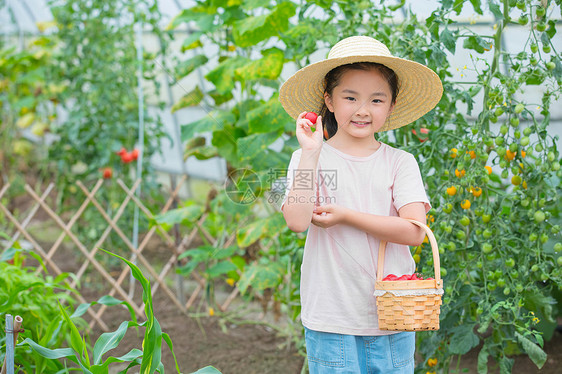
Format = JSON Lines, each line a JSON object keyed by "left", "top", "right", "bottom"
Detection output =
{"left": 278, "top": 36, "right": 442, "bottom": 373}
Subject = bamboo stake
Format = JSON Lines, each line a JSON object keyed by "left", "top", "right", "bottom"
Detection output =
{"left": 1, "top": 315, "right": 21, "bottom": 374}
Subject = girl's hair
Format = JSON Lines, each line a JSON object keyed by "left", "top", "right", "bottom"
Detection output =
{"left": 320, "top": 62, "right": 399, "bottom": 139}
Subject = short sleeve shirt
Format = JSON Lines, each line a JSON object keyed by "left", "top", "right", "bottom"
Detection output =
{"left": 281, "top": 141, "right": 431, "bottom": 336}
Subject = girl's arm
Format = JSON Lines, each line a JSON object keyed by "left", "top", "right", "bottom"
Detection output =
{"left": 282, "top": 112, "right": 324, "bottom": 233}
{"left": 312, "top": 202, "right": 427, "bottom": 246}
{"left": 282, "top": 150, "right": 321, "bottom": 233}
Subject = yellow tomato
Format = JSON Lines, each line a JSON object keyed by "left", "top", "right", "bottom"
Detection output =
{"left": 446, "top": 186, "right": 457, "bottom": 196}
{"left": 455, "top": 169, "right": 466, "bottom": 178}
{"left": 471, "top": 187, "right": 482, "bottom": 197}
{"left": 511, "top": 175, "right": 522, "bottom": 186}
{"left": 461, "top": 200, "right": 471, "bottom": 209}
{"left": 450, "top": 148, "right": 458, "bottom": 158}
{"left": 505, "top": 149, "right": 516, "bottom": 161}
{"left": 485, "top": 166, "right": 492, "bottom": 175}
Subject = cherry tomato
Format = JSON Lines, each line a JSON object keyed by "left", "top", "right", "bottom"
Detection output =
{"left": 304, "top": 112, "right": 318, "bottom": 124}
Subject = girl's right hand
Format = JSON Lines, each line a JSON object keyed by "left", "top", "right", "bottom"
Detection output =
{"left": 296, "top": 112, "right": 324, "bottom": 152}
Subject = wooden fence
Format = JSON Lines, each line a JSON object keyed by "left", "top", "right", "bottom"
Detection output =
{"left": 0, "top": 177, "right": 241, "bottom": 331}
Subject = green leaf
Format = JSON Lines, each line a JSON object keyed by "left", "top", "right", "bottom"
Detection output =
{"left": 515, "top": 332, "right": 547, "bottom": 369}
{"left": 208, "top": 89, "right": 234, "bottom": 105}
{"left": 181, "top": 32, "right": 204, "bottom": 52}
{"left": 477, "top": 346, "right": 489, "bottom": 373}
{"left": 172, "top": 86, "right": 205, "bottom": 112}
{"left": 154, "top": 204, "right": 205, "bottom": 227}
{"left": 462, "top": 35, "right": 491, "bottom": 54}
{"left": 190, "top": 366, "right": 222, "bottom": 374}
{"left": 213, "top": 246, "right": 237, "bottom": 260}
{"left": 247, "top": 94, "right": 293, "bottom": 133}
{"left": 58, "top": 302, "right": 89, "bottom": 366}
{"left": 166, "top": 9, "right": 206, "bottom": 30}
{"left": 236, "top": 213, "right": 286, "bottom": 247}
{"left": 440, "top": 27, "right": 456, "bottom": 53}
{"left": 234, "top": 48, "right": 284, "bottom": 82}
{"left": 211, "top": 126, "right": 242, "bottom": 165}
{"left": 237, "top": 130, "right": 282, "bottom": 162}
{"left": 388, "top": 0, "right": 406, "bottom": 11}
{"left": 181, "top": 110, "right": 234, "bottom": 140}
{"left": 453, "top": 0, "right": 464, "bottom": 14}
{"left": 469, "top": 0, "right": 483, "bottom": 14}
{"left": 489, "top": 3, "right": 503, "bottom": 20}
{"left": 524, "top": 69, "right": 546, "bottom": 85}
{"left": 205, "top": 56, "right": 250, "bottom": 94}
{"left": 498, "top": 356, "right": 514, "bottom": 374}
{"left": 162, "top": 333, "right": 181, "bottom": 374}
{"left": 141, "top": 318, "right": 163, "bottom": 374}
{"left": 19, "top": 338, "right": 75, "bottom": 359}
{"left": 238, "top": 260, "right": 285, "bottom": 294}
{"left": 206, "top": 261, "right": 238, "bottom": 278}
{"left": 93, "top": 321, "right": 131, "bottom": 365}
{"left": 101, "top": 249, "right": 163, "bottom": 374}
{"left": 546, "top": 20, "right": 557, "bottom": 39}
{"left": 240, "top": 0, "right": 270, "bottom": 11}
{"left": 448, "top": 324, "right": 480, "bottom": 354}
{"left": 176, "top": 55, "right": 209, "bottom": 79}
{"left": 96, "top": 349, "right": 143, "bottom": 370}
{"left": 233, "top": 2, "right": 296, "bottom": 47}
{"left": 188, "top": 145, "right": 219, "bottom": 160}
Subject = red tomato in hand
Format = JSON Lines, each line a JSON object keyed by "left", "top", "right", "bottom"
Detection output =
{"left": 304, "top": 112, "right": 318, "bottom": 124}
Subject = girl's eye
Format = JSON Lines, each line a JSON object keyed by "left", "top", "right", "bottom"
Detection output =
{"left": 345, "top": 97, "right": 356, "bottom": 101}
{"left": 372, "top": 99, "right": 382, "bottom": 103}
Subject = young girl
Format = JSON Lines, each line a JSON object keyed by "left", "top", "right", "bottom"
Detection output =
{"left": 279, "top": 36, "right": 443, "bottom": 373}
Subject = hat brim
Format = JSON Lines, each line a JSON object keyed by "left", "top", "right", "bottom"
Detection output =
{"left": 279, "top": 55, "right": 443, "bottom": 132}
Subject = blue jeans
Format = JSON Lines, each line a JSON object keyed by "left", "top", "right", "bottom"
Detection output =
{"left": 304, "top": 327, "right": 415, "bottom": 373}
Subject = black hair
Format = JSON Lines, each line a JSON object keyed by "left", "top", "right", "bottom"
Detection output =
{"left": 320, "top": 62, "right": 399, "bottom": 140}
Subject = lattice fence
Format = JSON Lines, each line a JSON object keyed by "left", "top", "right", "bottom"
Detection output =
{"left": 0, "top": 177, "right": 242, "bottom": 331}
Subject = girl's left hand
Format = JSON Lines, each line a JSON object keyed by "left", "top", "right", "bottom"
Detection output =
{"left": 311, "top": 204, "right": 350, "bottom": 228}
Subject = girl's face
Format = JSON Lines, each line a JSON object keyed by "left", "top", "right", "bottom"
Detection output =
{"left": 324, "top": 68, "right": 395, "bottom": 140}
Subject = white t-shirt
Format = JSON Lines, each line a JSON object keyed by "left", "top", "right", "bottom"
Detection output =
{"left": 281, "top": 141, "right": 431, "bottom": 336}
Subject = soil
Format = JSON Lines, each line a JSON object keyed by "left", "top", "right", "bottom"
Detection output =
{"left": 95, "top": 293, "right": 304, "bottom": 374}
{"left": 10, "top": 237, "right": 562, "bottom": 374}
{"left": 3, "top": 186, "right": 561, "bottom": 374}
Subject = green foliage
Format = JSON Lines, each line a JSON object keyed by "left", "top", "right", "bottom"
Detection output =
{"left": 45, "top": 0, "right": 168, "bottom": 186}
{"left": 0, "top": 248, "right": 77, "bottom": 372}
{"left": 165, "top": 0, "right": 560, "bottom": 371}
{"left": 19, "top": 248, "right": 184, "bottom": 373}
{"left": 0, "top": 38, "right": 57, "bottom": 193}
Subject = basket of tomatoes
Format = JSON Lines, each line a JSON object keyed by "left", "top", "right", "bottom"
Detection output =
{"left": 373, "top": 219, "right": 443, "bottom": 331}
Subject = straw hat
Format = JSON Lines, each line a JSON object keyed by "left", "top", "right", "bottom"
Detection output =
{"left": 279, "top": 36, "right": 443, "bottom": 132}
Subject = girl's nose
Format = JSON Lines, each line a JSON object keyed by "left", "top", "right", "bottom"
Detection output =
{"left": 355, "top": 102, "right": 369, "bottom": 116}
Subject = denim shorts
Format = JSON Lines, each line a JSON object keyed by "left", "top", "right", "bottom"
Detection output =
{"left": 304, "top": 327, "right": 415, "bottom": 374}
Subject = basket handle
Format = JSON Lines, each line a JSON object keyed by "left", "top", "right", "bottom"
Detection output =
{"left": 376, "top": 219, "right": 441, "bottom": 285}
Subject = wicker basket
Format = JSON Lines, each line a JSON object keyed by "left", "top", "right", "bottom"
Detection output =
{"left": 374, "top": 219, "right": 443, "bottom": 331}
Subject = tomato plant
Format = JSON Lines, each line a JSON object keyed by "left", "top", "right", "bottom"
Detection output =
{"left": 166, "top": 0, "right": 561, "bottom": 371}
